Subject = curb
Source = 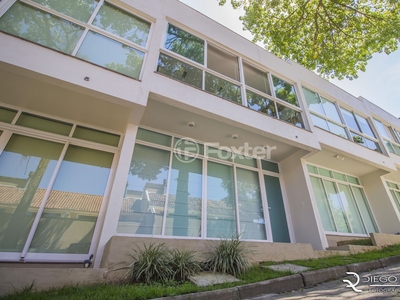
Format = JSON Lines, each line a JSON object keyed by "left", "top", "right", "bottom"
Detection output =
{"left": 153, "top": 255, "right": 400, "bottom": 300}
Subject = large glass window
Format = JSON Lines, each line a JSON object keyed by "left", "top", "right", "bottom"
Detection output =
{"left": 207, "top": 44, "right": 239, "bottom": 81}
{"left": 374, "top": 119, "right": 400, "bottom": 156}
{"left": 272, "top": 76, "right": 298, "bottom": 106}
{"left": 0, "top": 135, "right": 64, "bottom": 252}
{"left": 243, "top": 62, "right": 271, "bottom": 95}
{"left": 0, "top": 2, "right": 84, "bottom": 55}
{"left": 302, "top": 87, "right": 348, "bottom": 139}
{"left": 387, "top": 181, "right": 400, "bottom": 213}
{"left": 0, "top": 106, "right": 118, "bottom": 257}
{"left": 117, "top": 128, "right": 284, "bottom": 241}
{"left": 29, "top": 146, "right": 113, "bottom": 254}
{"left": 117, "top": 144, "right": 170, "bottom": 235}
{"left": 205, "top": 73, "right": 241, "bottom": 103}
{"left": 0, "top": 1, "right": 150, "bottom": 79}
{"left": 164, "top": 24, "right": 204, "bottom": 64}
{"left": 308, "top": 165, "right": 378, "bottom": 235}
{"left": 165, "top": 157, "right": 202, "bottom": 237}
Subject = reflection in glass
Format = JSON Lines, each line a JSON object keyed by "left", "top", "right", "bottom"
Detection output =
{"left": 237, "top": 168, "right": 266, "bottom": 240}
{"left": 341, "top": 108, "right": 360, "bottom": 132}
{"left": 73, "top": 126, "right": 120, "bottom": 147}
{"left": 243, "top": 62, "right": 271, "bottom": 95}
{"left": 29, "top": 146, "right": 113, "bottom": 253}
{"left": 327, "top": 121, "right": 348, "bottom": 139}
{"left": 352, "top": 187, "right": 378, "bottom": 233}
{"left": 303, "top": 87, "right": 324, "bottom": 114}
{"left": 310, "top": 177, "right": 335, "bottom": 231}
{"left": 0, "top": 2, "right": 84, "bottom": 54}
{"left": 277, "top": 104, "right": 304, "bottom": 128}
{"left": 136, "top": 128, "right": 172, "bottom": 147}
{"left": 207, "top": 44, "right": 239, "bottom": 81}
{"left": 117, "top": 145, "right": 170, "bottom": 235}
{"left": 247, "top": 90, "right": 276, "bottom": 117}
{"left": 165, "top": 24, "right": 204, "bottom": 64}
{"left": 321, "top": 97, "right": 341, "bottom": 123}
{"left": 32, "top": 0, "right": 99, "bottom": 23}
{"left": 205, "top": 73, "right": 241, "bottom": 103}
{"left": 355, "top": 114, "right": 375, "bottom": 138}
{"left": 337, "top": 184, "right": 365, "bottom": 234}
{"left": 324, "top": 180, "right": 350, "bottom": 233}
{"left": 157, "top": 53, "right": 202, "bottom": 89}
{"left": 311, "top": 114, "right": 329, "bottom": 131}
{"left": 0, "top": 135, "right": 63, "bottom": 252}
{"left": 165, "top": 157, "right": 202, "bottom": 237}
{"left": 93, "top": 2, "right": 150, "bottom": 47}
{"left": 207, "top": 162, "right": 236, "bottom": 238}
{"left": 76, "top": 31, "right": 144, "bottom": 79}
{"left": 272, "top": 76, "right": 298, "bottom": 106}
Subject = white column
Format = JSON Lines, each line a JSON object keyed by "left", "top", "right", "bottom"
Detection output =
{"left": 93, "top": 123, "right": 138, "bottom": 268}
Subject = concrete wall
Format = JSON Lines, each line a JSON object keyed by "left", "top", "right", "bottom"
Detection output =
{"left": 371, "top": 233, "right": 400, "bottom": 247}
{"left": 360, "top": 170, "right": 400, "bottom": 233}
{"left": 280, "top": 150, "right": 327, "bottom": 250}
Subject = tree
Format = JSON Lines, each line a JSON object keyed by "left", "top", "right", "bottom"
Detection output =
{"left": 219, "top": 0, "right": 400, "bottom": 79}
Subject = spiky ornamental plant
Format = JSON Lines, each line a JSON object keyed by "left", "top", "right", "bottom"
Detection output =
{"left": 127, "top": 243, "right": 174, "bottom": 284}
{"left": 169, "top": 249, "right": 203, "bottom": 282}
{"left": 204, "top": 235, "right": 251, "bottom": 277}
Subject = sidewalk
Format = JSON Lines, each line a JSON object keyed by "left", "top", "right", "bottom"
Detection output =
{"left": 153, "top": 255, "right": 400, "bottom": 300}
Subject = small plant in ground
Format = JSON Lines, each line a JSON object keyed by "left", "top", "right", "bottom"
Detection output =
{"left": 169, "top": 249, "right": 202, "bottom": 282}
{"left": 126, "top": 243, "right": 173, "bottom": 284}
{"left": 204, "top": 235, "right": 251, "bottom": 276}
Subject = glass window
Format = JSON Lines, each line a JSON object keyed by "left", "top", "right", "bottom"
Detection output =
{"left": 352, "top": 187, "right": 378, "bottom": 233}
{"left": 205, "top": 73, "right": 242, "bottom": 103}
{"left": 347, "top": 176, "right": 359, "bottom": 185}
{"left": 164, "top": 24, "right": 204, "bottom": 64}
{"left": 272, "top": 76, "right": 298, "bottom": 106}
{"left": 374, "top": 119, "right": 390, "bottom": 139}
{"left": 73, "top": 126, "right": 120, "bottom": 147}
{"left": 206, "top": 147, "right": 232, "bottom": 162}
{"left": 117, "top": 145, "right": 170, "bottom": 235}
{"left": 0, "top": 135, "right": 64, "bottom": 252}
{"left": 303, "top": 87, "right": 324, "bottom": 115}
{"left": 307, "top": 164, "right": 318, "bottom": 175}
{"left": 93, "top": 2, "right": 150, "bottom": 47}
{"left": 76, "top": 31, "right": 145, "bottom": 79}
{"left": 311, "top": 114, "right": 329, "bottom": 131}
{"left": 31, "top": 0, "right": 99, "bottom": 23}
{"left": 277, "top": 104, "right": 303, "bottom": 128}
{"left": 341, "top": 108, "right": 360, "bottom": 132}
{"left": 234, "top": 154, "right": 257, "bottom": 168}
{"left": 174, "top": 137, "right": 204, "bottom": 156}
{"left": 332, "top": 171, "right": 347, "bottom": 182}
{"left": 136, "top": 128, "right": 172, "bottom": 147}
{"left": 318, "top": 167, "right": 332, "bottom": 178}
{"left": 327, "top": 121, "right": 349, "bottom": 139}
{"left": 321, "top": 97, "right": 341, "bottom": 123}
{"left": 207, "top": 44, "right": 239, "bottom": 81}
{"left": 0, "top": 107, "right": 17, "bottom": 123}
{"left": 247, "top": 90, "right": 276, "bottom": 118}
{"left": 237, "top": 168, "right": 266, "bottom": 240}
{"left": 165, "top": 157, "right": 202, "bottom": 237}
{"left": 157, "top": 53, "right": 203, "bottom": 89}
{"left": 261, "top": 160, "right": 279, "bottom": 173}
{"left": 355, "top": 114, "right": 375, "bottom": 138}
{"left": 310, "top": 177, "right": 335, "bottom": 231}
{"left": 0, "top": 2, "right": 84, "bottom": 55}
{"left": 243, "top": 62, "right": 271, "bottom": 95}
{"left": 29, "top": 146, "right": 113, "bottom": 253}
{"left": 324, "top": 180, "right": 350, "bottom": 233}
{"left": 337, "top": 184, "right": 365, "bottom": 234}
{"left": 16, "top": 113, "right": 72, "bottom": 136}
{"left": 207, "top": 162, "right": 236, "bottom": 238}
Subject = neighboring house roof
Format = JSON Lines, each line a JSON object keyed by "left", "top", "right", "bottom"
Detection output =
{"left": 0, "top": 185, "right": 102, "bottom": 213}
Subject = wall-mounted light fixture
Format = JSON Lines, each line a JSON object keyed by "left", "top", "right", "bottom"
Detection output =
{"left": 232, "top": 134, "right": 238, "bottom": 140}
{"left": 187, "top": 121, "right": 195, "bottom": 128}
{"left": 335, "top": 155, "right": 345, "bottom": 161}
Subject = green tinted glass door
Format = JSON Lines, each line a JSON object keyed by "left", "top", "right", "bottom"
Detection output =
{"left": 264, "top": 175, "right": 290, "bottom": 242}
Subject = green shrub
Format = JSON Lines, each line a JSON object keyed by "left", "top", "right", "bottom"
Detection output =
{"left": 127, "top": 243, "right": 173, "bottom": 284}
{"left": 169, "top": 249, "right": 202, "bottom": 282}
{"left": 126, "top": 243, "right": 202, "bottom": 284}
{"left": 204, "top": 235, "right": 251, "bottom": 276}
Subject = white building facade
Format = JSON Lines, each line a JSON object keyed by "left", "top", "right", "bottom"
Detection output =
{"left": 1, "top": 0, "right": 400, "bottom": 268}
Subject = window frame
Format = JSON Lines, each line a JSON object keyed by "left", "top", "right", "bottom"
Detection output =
{"left": 0, "top": 0, "right": 152, "bottom": 80}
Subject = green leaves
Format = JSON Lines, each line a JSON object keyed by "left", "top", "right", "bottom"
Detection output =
{"left": 220, "top": 0, "right": 400, "bottom": 79}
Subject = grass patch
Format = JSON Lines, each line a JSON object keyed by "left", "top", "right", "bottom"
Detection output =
{"left": 2, "top": 244, "right": 400, "bottom": 300}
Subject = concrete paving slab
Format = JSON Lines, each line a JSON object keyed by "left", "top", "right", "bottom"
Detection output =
{"left": 189, "top": 272, "right": 241, "bottom": 286}
{"left": 262, "top": 264, "right": 309, "bottom": 273}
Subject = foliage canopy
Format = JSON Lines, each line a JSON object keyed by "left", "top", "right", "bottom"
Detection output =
{"left": 219, "top": 0, "right": 400, "bottom": 79}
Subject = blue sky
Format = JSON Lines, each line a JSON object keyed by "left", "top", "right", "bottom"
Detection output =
{"left": 180, "top": 0, "right": 400, "bottom": 118}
